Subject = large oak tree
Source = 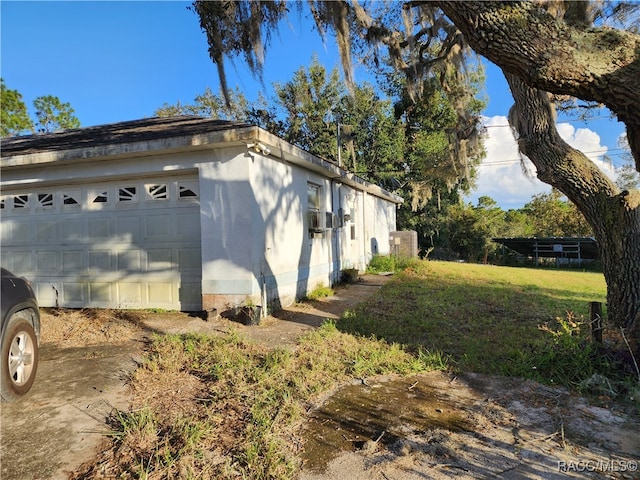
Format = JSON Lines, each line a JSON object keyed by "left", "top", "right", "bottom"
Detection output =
{"left": 192, "top": 1, "right": 640, "bottom": 352}
{"left": 434, "top": 2, "right": 640, "bottom": 351}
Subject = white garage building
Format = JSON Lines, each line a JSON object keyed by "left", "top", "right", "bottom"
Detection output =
{"left": 1, "top": 117, "right": 402, "bottom": 313}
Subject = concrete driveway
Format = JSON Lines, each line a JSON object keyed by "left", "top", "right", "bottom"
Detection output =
{"left": 0, "top": 276, "right": 392, "bottom": 480}
{"left": 1, "top": 340, "right": 142, "bottom": 479}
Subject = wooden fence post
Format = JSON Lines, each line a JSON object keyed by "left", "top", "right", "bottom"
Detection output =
{"left": 589, "top": 301, "right": 603, "bottom": 344}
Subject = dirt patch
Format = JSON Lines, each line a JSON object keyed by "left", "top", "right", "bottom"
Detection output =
{"left": 0, "top": 341, "right": 142, "bottom": 480}
{"left": 2, "top": 274, "right": 639, "bottom": 479}
{"left": 137, "top": 274, "right": 395, "bottom": 349}
{"left": 40, "top": 308, "right": 145, "bottom": 346}
{"left": 299, "top": 372, "right": 640, "bottom": 480}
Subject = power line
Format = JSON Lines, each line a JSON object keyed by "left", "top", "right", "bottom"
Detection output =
{"left": 483, "top": 115, "right": 622, "bottom": 128}
{"left": 478, "top": 148, "right": 628, "bottom": 167}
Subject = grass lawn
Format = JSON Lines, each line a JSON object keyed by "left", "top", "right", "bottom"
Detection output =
{"left": 76, "top": 259, "right": 638, "bottom": 480}
{"left": 342, "top": 260, "right": 619, "bottom": 385}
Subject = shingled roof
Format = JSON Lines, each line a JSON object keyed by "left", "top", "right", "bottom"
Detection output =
{"left": 0, "top": 116, "right": 252, "bottom": 157}
{"left": 1, "top": 115, "right": 405, "bottom": 205}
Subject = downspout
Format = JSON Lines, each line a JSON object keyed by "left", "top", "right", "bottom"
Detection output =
{"left": 261, "top": 271, "right": 268, "bottom": 319}
{"left": 330, "top": 178, "right": 340, "bottom": 284}
{"left": 362, "top": 190, "right": 368, "bottom": 269}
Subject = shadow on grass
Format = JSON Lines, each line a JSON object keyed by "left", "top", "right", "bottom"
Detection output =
{"left": 334, "top": 266, "right": 635, "bottom": 395}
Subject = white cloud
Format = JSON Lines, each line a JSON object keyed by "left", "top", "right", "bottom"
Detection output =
{"left": 556, "top": 123, "right": 615, "bottom": 179}
{"left": 467, "top": 116, "right": 550, "bottom": 209}
{"left": 466, "top": 116, "right": 613, "bottom": 209}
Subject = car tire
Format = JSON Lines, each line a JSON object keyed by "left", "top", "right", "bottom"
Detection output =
{"left": 1, "top": 311, "right": 39, "bottom": 402}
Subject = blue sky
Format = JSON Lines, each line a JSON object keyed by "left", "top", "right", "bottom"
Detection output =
{"left": 1, "top": 1, "right": 629, "bottom": 209}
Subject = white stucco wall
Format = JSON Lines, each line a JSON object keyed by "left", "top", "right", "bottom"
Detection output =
{"left": 248, "top": 152, "right": 337, "bottom": 310}
{"left": 197, "top": 147, "right": 255, "bottom": 308}
{"left": 364, "top": 190, "right": 397, "bottom": 258}
{"left": 195, "top": 145, "right": 400, "bottom": 314}
{"left": 2, "top": 121, "right": 402, "bottom": 313}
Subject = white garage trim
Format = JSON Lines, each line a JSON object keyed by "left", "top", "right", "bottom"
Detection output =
{"left": 0, "top": 174, "right": 202, "bottom": 311}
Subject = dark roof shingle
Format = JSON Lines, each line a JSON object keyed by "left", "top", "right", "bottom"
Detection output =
{"left": 1, "top": 116, "right": 252, "bottom": 157}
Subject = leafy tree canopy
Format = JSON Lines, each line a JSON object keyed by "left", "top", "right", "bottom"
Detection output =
{"left": 155, "top": 86, "right": 250, "bottom": 121}
{"left": 1, "top": 81, "right": 81, "bottom": 136}
{"left": 522, "top": 190, "right": 593, "bottom": 237}
{"left": 1, "top": 79, "right": 34, "bottom": 136}
{"left": 32, "top": 95, "right": 80, "bottom": 133}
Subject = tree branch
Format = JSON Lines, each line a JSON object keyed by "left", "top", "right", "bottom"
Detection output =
{"left": 434, "top": 1, "right": 640, "bottom": 167}
{"left": 504, "top": 72, "right": 623, "bottom": 232}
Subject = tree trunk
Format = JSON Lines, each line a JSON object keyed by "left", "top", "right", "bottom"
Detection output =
{"left": 436, "top": 0, "right": 640, "bottom": 168}
{"left": 504, "top": 73, "right": 640, "bottom": 354}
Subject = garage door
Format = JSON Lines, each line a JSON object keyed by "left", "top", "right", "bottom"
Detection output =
{"left": 0, "top": 175, "right": 202, "bottom": 311}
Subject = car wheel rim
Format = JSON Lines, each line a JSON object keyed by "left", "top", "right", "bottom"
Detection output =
{"left": 8, "top": 331, "right": 35, "bottom": 386}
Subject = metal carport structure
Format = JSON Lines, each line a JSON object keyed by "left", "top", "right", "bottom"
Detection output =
{"left": 493, "top": 237, "right": 599, "bottom": 265}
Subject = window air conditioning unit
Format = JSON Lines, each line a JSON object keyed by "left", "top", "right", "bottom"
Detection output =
{"left": 307, "top": 211, "right": 337, "bottom": 232}
{"left": 325, "top": 211, "right": 337, "bottom": 229}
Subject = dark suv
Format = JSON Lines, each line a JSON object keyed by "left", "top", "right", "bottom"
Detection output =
{"left": 1, "top": 268, "right": 40, "bottom": 401}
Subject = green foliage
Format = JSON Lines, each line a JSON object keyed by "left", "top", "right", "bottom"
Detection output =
{"left": 340, "top": 260, "right": 636, "bottom": 395}
{"left": 273, "top": 56, "right": 344, "bottom": 160}
{"left": 387, "top": 70, "right": 487, "bottom": 251}
{"left": 417, "top": 191, "right": 596, "bottom": 263}
{"left": 396, "top": 188, "right": 459, "bottom": 258}
{"left": 1, "top": 79, "right": 33, "bottom": 136}
{"left": 304, "top": 284, "right": 335, "bottom": 300}
{"left": 393, "top": 72, "right": 487, "bottom": 211}
{"left": 446, "top": 196, "right": 509, "bottom": 262}
{"left": 528, "top": 314, "right": 613, "bottom": 388}
{"left": 32, "top": 95, "right": 80, "bottom": 132}
{"left": 367, "top": 254, "right": 398, "bottom": 272}
{"left": 335, "top": 83, "right": 406, "bottom": 185}
{"left": 522, "top": 190, "right": 592, "bottom": 237}
{"left": 155, "top": 86, "right": 251, "bottom": 121}
{"left": 1, "top": 81, "right": 81, "bottom": 136}
{"left": 272, "top": 58, "right": 410, "bottom": 190}
{"left": 447, "top": 202, "right": 488, "bottom": 262}
{"left": 367, "top": 254, "right": 422, "bottom": 273}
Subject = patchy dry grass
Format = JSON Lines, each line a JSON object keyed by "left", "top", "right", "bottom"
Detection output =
{"left": 41, "top": 308, "right": 143, "bottom": 346}
{"left": 69, "top": 260, "right": 639, "bottom": 480}
{"left": 72, "top": 323, "right": 441, "bottom": 479}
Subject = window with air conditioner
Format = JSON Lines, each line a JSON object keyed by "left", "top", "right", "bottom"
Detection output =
{"left": 307, "top": 183, "right": 323, "bottom": 237}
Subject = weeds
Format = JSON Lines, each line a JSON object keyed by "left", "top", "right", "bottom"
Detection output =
{"left": 75, "top": 260, "right": 638, "bottom": 480}
{"left": 529, "top": 313, "right": 613, "bottom": 387}
{"left": 366, "top": 254, "right": 423, "bottom": 273}
{"left": 304, "top": 283, "right": 334, "bottom": 300}
{"left": 79, "top": 322, "right": 439, "bottom": 479}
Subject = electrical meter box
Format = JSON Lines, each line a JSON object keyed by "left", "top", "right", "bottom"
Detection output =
{"left": 389, "top": 231, "right": 418, "bottom": 258}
